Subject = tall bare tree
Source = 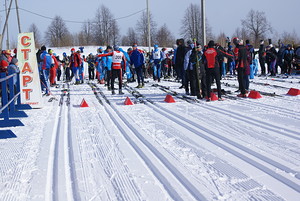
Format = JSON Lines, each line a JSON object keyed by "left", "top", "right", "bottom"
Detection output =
{"left": 136, "top": 11, "right": 157, "bottom": 46}
{"left": 232, "top": 27, "right": 250, "bottom": 43}
{"left": 121, "top": 27, "right": 139, "bottom": 46}
{"left": 93, "top": 5, "right": 119, "bottom": 46}
{"left": 44, "top": 16, "right": 72, "bottom": 47}
{"left": 280, "top": 30, "right": 300, "bottom": 46}
{"left": 155, "top": 24, "right": 175, "bottom": 47}
{"left": 28, "top": 23, "right": 42, "bottom": 48}
{"left": 215, "top": 32, "right": 228, "bottom": 47}
{"left": 241, "top": 9, "right": 272, "bottom": 47}
{"left": 180, "top": 3, "right": 213, "bottom": 45}
{"left": 78, "top": 20, "right": 94, "bottom": 46}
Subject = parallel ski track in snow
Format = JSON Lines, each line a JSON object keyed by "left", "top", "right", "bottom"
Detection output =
{"left": 123, "top": 84, "right": 300, "bottom": 197}
{"left": 154, "top": 83, "right": 300, "bottom": 128}
{"left": 89, "top": 83, "right": 206, "bottom": 201}
{"left": 221, "top": 81, "right": 300, "bottom": 105}
{"left": 45, "top": 83, "right": 77, "bottom": 201}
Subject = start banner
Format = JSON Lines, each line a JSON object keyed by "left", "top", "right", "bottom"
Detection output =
{"left": 17, "top": 32, "right": 43, "bottom": 108}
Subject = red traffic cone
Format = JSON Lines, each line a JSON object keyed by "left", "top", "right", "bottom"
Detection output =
{"left": 164, "top": 94, "right": 176, "bottom": 103}
{"left": 248, "top": 90, "right": 262, "bottom": 99}
{"left": 80, "top": 98, "right": 89, "bottom": 107}
{"left": 287, "top": 88, "right": 300, "bottom": 96}
{"left": 124, "top": 97, "right": 134, "bottom": 105}
{"left": 210, "top": 92, "right": 218, "bottom": 101}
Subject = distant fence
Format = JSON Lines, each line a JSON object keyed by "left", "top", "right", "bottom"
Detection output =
{"left": 0, "top": 72, "right": 31, "bottom": 128}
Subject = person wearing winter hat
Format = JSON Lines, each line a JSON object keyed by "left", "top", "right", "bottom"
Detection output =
{"left": 48, "top": 49, "right": 58, "bottom": 86}
{"left": 203, "top": 40, "right": 233, "bottom": 101}
{"left": 69, "top": 48, "right": 81, "bottom": 84}
{"left": 0, "top": 60, "right": 9, "bottom": 73}
{"left": 130, "top": 43, "right": 145, "bottom": 88}
{"left": 150, "top": 44, "right": 163, "bottom": 82}
{"left": 39, "top": 47, "right": 52, "bottom": 95}
{"left": 97, "top": 45, "right": 126, "bottom": 95}
{"left": 235, "top": 40, "right": 250, "bottom": 97}
{"left": 8, "top": 58, "right": 20, "bottom": 87}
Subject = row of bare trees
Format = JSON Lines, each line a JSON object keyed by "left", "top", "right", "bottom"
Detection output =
{"left": 28, "top": 4, "right": 299, "bottom": 49}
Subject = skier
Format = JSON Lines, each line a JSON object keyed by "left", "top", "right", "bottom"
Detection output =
{"left": 227, "top": 45, "right": 235, "bottom": 75}
{"left": 40, "top": 47, "right": 52, "bottom": 95}
{"left": 62, "top": 52, "right": 71, "bottom": 82}
{"left": 266, "top": 44, "right": 277, "bottom": 76}
{"left": 282, "top": 44, "right": 294, "bottom": 75}
{"left": 245, "top": 40, "right": 255, "bottom": 79}
{"left": 236, "top": 40, "right": 251, "bottom": 97}
{"left": 8, "top": 57, "right": 19, "bottom": 93}
{"left": 95, "top": 47, "right": 104, "bottom": 83}
{"left": 102, "top": 46, "right": 113, "bottom": 90}
{"left": 130, "top": 43, "right": 145, "bottom": 88}
{"left": 48, "top": 49, "right": 58, "bottom": 86}
{"left": 78, "top": 53, "right": 85, "bottom": 84}
{"left": 151, "top": 44, "right": 163, "bottom": 82}
{"left": 257, "top": 40, "right": 266, "bottom": 76}
{"left": 56, "top": 55, "right": 62, "bottom": 82}
{"left": 87, "top": 53, "right": 95, "bottom": 80}
{"left": 183, "top": 40, "right": 197, "bottom": 96}
{"left": 97, "top": 45, "right": 126, "bottom": 95}
{"left": 175, "top": 39, "right": 186, "bottom": 88}
{"left": 203, "top": 40, "right": 233, "bottom": 101}
{"left": 69, "top": 48, "right": 81, "bottom": 84}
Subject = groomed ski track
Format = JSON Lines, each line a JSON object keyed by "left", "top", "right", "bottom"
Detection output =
{"left": 0, "top": 77, "right": 299, "bottom": 201}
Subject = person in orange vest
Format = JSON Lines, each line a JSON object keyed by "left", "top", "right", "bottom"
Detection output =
{"left": 97, "top": 45, "right": 126, "bottom": 95}
{"left": 203, "top": 40, "right": 233, "bottom": 101}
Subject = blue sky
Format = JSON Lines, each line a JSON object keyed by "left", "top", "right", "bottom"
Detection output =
{"left": 1, "top": 0, "right": 299, "bottom": 48}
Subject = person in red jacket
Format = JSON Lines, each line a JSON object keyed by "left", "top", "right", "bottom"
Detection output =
{"left": 48, "top": 49, "right": 58, "bottom": 86}
{"left": 69, "top": 48, "right": 81, "bottom": 84}
{"left": 97, "top": 45, "right": 126, "bottom": 95}
{"left": 203, "top": 40, "right": 233, "bottom": 101}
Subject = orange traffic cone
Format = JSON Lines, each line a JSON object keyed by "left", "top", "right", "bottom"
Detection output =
{"left": 164, "top": 94, "right": 176, "bottom": 103}
{"left": 80, "top": 98, "right": 89, "bottom": 107}
{"left": 248, "top": 90, "right": 262, "bottom": 99}
{"left": 124, "top": 97, "right": 134, "bottom": 105}
{"left": 287, "top": 88, "right": 300, "bottom": 96}
{"left": 210, "top": 92, "right": 218, "bottom": 101}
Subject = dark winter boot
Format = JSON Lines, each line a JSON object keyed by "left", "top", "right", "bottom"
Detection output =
{"left": 108, "top": 86, "right": 111, "bottom": 91}
{"left": 119, "top": 89, "right": 124, "bottom": 95}
{"left": 112, "top": 90, "right": 116, "bottom": 95}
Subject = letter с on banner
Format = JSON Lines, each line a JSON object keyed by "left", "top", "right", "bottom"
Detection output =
{"left": 17, "top": 32, "right": 43, "bottom": 108}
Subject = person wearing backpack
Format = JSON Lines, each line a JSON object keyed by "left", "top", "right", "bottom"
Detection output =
{"left": 282, "top": 44, "right": 294, "bottom": 74}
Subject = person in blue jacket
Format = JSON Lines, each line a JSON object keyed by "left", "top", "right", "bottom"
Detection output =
{"left": 40, "top": 46, "right": 52, "bottom": 95}
{"left": 282, "top": 44, "right": 294, "bottom": 74}
{"left": 8, "top": 57, "right": 20, "bottom": 94}
{"left": 102, "top": 46, "right": 113, "bottom": 90}
{"left": 119, "top": 47, "right": 131, "bottom": 82}
{"left": 151, "top": 44, "right": 163, "bottom": 82}
{"left": 130, "top": 43, "right": 145, "bottom": 88}
{"left": 95, "top": 47, "right": 104, "bottom": 83}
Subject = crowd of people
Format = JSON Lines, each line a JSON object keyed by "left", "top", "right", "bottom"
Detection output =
{"left": 1, "top": 37, "right": 300, "bottom": 100}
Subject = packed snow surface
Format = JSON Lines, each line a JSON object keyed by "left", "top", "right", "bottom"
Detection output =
{"left": 0, "top": 57, "right": 300, "bottom": 200}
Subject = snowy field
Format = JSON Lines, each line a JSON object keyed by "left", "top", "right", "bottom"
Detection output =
{"left": 0, "top": 71, "right": 300, "bottom": 201}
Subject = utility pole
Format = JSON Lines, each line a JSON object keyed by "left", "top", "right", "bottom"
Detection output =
{"left": 5, "top": 0, "right": 10, "bottom": 49}
{"left": 146, "top": 0, "right": 151, "bottom": 53}
{"left": 15, "top": 0, "right": 21, "bottom": 33}
{"left": 201, "top": 0, "right": 206, "bottom": 46}
{"left": 0, "top": 0, "right": 13, "bottom": 50}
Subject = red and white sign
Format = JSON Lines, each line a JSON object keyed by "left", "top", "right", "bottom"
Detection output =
{"left": 17, "top": 32, "right": 43, "bottom": 108}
